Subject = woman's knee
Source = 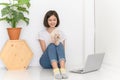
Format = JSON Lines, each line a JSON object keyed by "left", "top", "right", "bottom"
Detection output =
{"left": 57, "top": 42, "right": 64, "bottom": 47}
{"left": 56, "top": 43, "right": 64, "bottom": 51}
{"left": 47, "top": 43, "right": 56, "bottom": 52}
{"left": 48, "top": 43, "right": 56, "bottom": 48}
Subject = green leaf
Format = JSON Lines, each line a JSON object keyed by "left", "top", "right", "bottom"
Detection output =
{"left": 22, "top": 17, "right": 29, "bottom": 25}
{"left": 17, "top": 7, "right": 29, "bottom": 14}
{"left": 13, "top": 11, "right": 22, "bottom": 22}
{"left": 17, "top": 12, "right": 24, "bottom": 21}
{"left": 18, "top": 0, "right": 30, "bottom": 5}
{"left": 1, "top": 6, "right": 10, "bottom": 16}
{"left": 0, "top": 3, "right": 10, "bottom": 6}
{"left": 0, "top": 17, "right": 7, "bottom": 21}
{"left": 6, "top": 17, "right": 11, "bottom": 23}
{"left": 12, "top": 3, "right": 19, "bottom": 7}
{"left": 26, "top": 2, "right": 31, "bottom": 8}
{"left": 0, "top": 17, "right": 11, "bottom": 23}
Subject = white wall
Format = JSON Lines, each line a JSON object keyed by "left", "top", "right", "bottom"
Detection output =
{"left": 0, "top": 0, "right": 94, "bottom": 68}
{"left": 83, "top": 0, "right": 95, "bottom": 61}
{"left": 95, "top": 0, "right": 120, "bottom": 68}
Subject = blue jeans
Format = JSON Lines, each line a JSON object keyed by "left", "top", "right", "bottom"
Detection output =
{"left": 39, "top": 43, "right": 66, "bottom": 69}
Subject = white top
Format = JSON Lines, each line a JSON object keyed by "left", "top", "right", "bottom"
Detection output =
{"left": 38, "top": 28, "right": 66, "bottom": 47}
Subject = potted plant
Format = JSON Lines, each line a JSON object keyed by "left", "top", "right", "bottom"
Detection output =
{"left": 0, "top": 0, "right": 30, "bottom": 40}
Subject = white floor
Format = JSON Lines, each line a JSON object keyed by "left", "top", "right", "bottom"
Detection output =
{"left": 0, "top": 64, "right": 120, "bottom": 80}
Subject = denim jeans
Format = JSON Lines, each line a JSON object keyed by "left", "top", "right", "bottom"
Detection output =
{"left": 39, "top": 43, "right": 66, "bottom": 69}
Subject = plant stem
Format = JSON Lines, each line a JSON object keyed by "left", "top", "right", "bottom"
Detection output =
{"left": 11, "top": 19, "right": 16, "bottom": 28}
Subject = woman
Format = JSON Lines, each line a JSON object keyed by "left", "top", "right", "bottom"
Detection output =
{"left": 38, "top": 10, "right": 68, "bottom": 79}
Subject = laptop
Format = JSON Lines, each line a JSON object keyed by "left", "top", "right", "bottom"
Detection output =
{"left": 70, "top": 53, "right": 105, "bottom": 74}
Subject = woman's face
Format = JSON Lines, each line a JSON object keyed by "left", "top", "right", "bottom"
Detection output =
{"left": 48, "top": 15, "right": 57, "bottom": 28}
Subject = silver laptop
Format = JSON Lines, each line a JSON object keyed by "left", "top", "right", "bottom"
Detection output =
{"left": 70, "top": 53, "right": 105, "bottom": 74}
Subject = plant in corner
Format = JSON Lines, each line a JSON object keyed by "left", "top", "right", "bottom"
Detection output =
{"left": 0, "top": 0, "right": 30, "bottom": 40}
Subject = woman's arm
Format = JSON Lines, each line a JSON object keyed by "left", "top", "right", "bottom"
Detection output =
{"left": 39, "top": 40, "right": 46, "bottom": 52}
